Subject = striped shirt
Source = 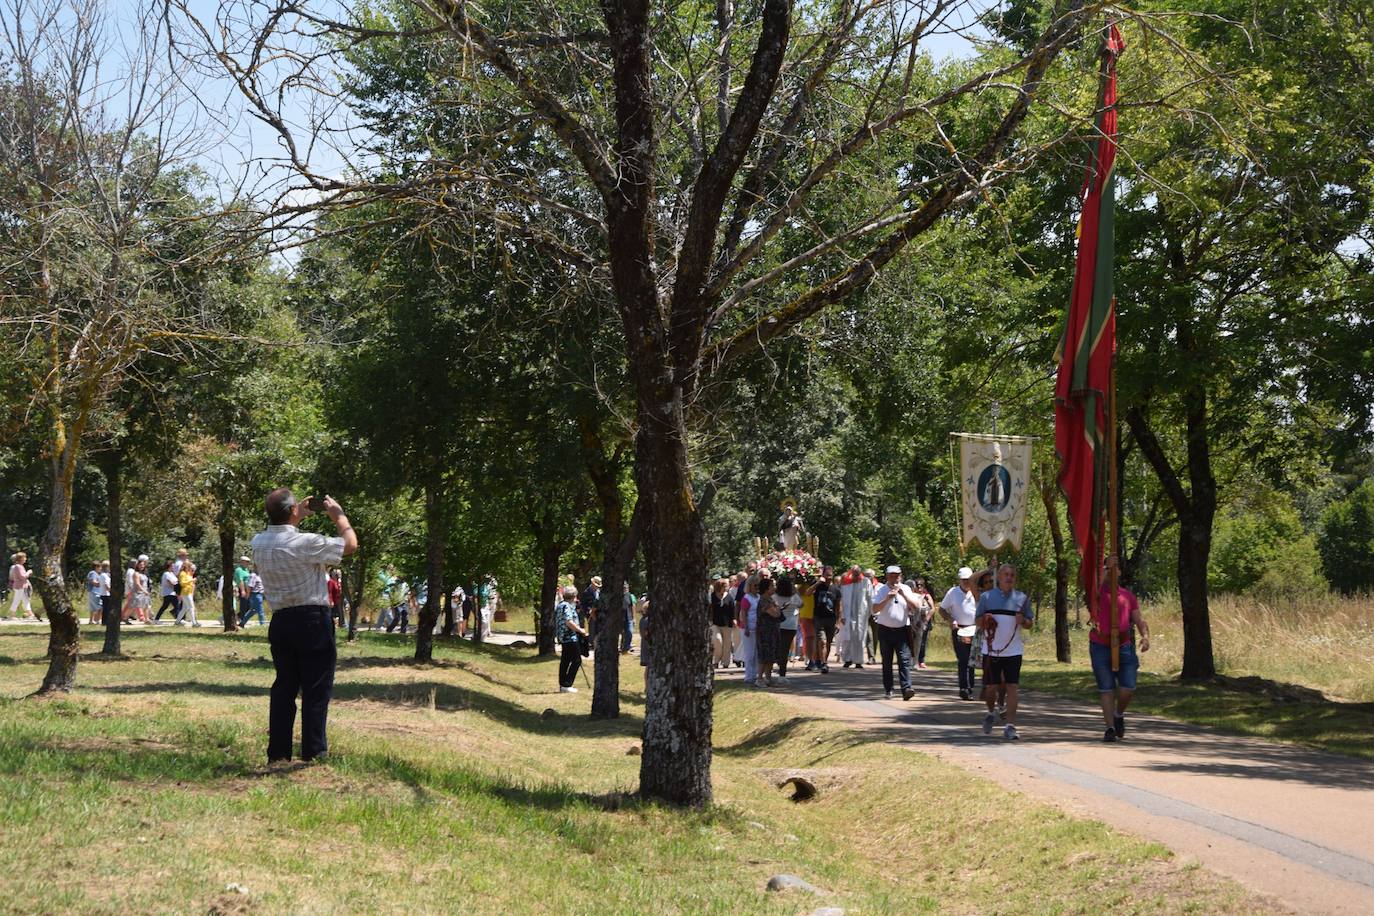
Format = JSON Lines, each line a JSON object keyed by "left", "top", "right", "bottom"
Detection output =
{"left": 250, "top": 525, "right": 345, "bottom": 610}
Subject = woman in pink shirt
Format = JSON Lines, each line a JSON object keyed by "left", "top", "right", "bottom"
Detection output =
{"left": 8, "top": 552, "right": 34, "bottom": 619}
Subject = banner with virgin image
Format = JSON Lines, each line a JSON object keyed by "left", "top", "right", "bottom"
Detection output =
{"left": 954, "top": 434, "right": 1034, "bottom": 552}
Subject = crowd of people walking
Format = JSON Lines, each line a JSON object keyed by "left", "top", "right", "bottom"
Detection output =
{"left": 6, "top": 549, "right": 296, "bottom": 629}
{"left": 701, "top": 554, "right": 1148, "bottom": 742}
{"left": 11, "top": 527, "right": 1148, "bottom": 747}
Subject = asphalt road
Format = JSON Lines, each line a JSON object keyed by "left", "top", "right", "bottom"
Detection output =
{"left": 717, "top": 659, "right": 1374, "bottom": 915}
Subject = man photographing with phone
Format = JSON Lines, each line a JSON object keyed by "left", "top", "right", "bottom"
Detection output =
{"left": 251, "top": 487, "right": 358, "bottom": 763}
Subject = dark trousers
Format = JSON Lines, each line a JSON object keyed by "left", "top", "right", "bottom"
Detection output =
{"left": 155, "top": 595, "right": 180, "bottom": 620}
{"left": 386, "top": 604, "right": 408, "bottom": 634}
{"left": 952, "top": 630, "right": 975, "bottom": 693}
{"left": 267, "top": 605, "right": 336, "bottom": 761}
{"left": 559, "top": 640, "right": 582, "bottom": 687}
{"left": 876, "top": 624, "right": 913, "bottom": 693}
{"left": 776, "top": 629, "right": 797, "bottom": 675}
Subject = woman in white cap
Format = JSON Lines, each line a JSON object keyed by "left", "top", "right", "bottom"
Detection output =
{"left": 123, "top": 556, "right": 150, "bottom": 623}
{"left": 939, "top": 566, "right": 979, "bottom": 700}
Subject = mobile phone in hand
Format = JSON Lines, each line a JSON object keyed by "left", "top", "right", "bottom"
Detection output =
{"left": 304, "top": 496, "right": 325, "bottom": 513}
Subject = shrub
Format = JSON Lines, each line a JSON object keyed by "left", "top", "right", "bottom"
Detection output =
{"left": 1210, "top": 490, "right": 1328, "bottom": 596}
{"left": 1319, "top": 479, "right": 1374, "bottom": 594}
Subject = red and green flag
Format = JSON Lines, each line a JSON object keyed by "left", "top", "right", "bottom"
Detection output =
{"left": 1055, "top": 23, "right": 1124, "bottom": 601}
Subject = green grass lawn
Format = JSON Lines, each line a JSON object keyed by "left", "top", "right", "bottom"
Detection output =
{"left": 0, "top": 625, "right": 1262, "bottom": 914}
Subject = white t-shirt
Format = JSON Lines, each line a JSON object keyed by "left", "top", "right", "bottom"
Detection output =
{"left": 160, "top": 570, "right": 179, "bottom": 597}
{"left": 976, "top": 588, "right": 1033, "bottom": 658}
{"left": 739, "top": 593, "right": 757, "bottom": 629}
{"left": 778, "top": 593, "right": 802, "bottom": 630}
{"left": 872, "top": 583, "right": 915, "bottom": 628}
{"left": 97, "top": 571, "right": 111, "bottom": 597}
{"left": 125, "top": 567, "right": 139, "bottom": 594}
{"left": 940, "top": 585, "right": 977, "bottom": 627}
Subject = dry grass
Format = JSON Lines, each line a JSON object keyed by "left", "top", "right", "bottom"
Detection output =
{"left": 1009, "top": 592, "right": 1374, "bottom": 759}
{"left": 1125, "top": 592, "right": 1374, "bottom": 702}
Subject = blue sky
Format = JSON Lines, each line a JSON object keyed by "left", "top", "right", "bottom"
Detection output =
{"left": 160, "top": 1, "right": 983, "bottom": 200}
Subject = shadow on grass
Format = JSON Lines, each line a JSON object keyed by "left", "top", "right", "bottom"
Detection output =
{"left": 88, "top": 676, "right": 642, "bottom": 739}
{"left": 0, "top": 721, "right": 648, "bottom": 823}
{"left": 334, "top": 745, "right": 642, "bottom": 817}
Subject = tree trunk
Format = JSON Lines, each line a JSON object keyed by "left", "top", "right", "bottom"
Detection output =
{"left": 592, "top": 499, "right": 645, "bottom": 719}
{"left": 100, "top": 451, "right": 125, "bottom": 656}
{"left": 415, "top": 475, "right": 445, "bottom": 663}
{"left": 35, "top": 448, "right": 81, "bottom": 692}
{"left": 1039, "top": 481, "right": 1070, "bottom": 663}
{"left": 473, "top": 577, "right": 484, "bottom": 645}
{"left": 576, "top": 418, "right": 637, "bottom": 715}
{"left": 347, "top": 544, "right": 366, "bottom": 642}
{"left": 0, "top": 520, "right": 9, "bottom": 599}
{"left": 635, "top": 404, "right": 713, "bottom": 807}
{"left": 1177, "top": 389, "right": 1217, "bottom": 680}
{"left": 537, "top": 543, "right": 562, "bottom": 657}
{"left": 1126, "top": 393, "right": 1217, "bottom": 681}
{"left": 219, "top": 519, "right": 239, "bottom": 633}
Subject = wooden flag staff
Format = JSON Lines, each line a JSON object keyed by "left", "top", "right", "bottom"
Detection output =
{"left": 1108, "top": 331, "right": 1121, "bottom": 672}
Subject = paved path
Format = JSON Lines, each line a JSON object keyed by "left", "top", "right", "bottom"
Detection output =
{"left": 717, "top": 661, "right": 1374, "bottom": 915}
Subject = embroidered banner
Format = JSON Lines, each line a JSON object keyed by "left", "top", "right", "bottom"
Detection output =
{"left": 955, "top": 434, "right": 1034, "bottom": 551}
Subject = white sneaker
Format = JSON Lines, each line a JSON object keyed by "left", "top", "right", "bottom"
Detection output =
{"left": 1004, "top": 724, "right": 1019, "bottom": 740}
{"left": 982, "top": 713, "right": 995, "bottom": 734}
{"left": 565, "top": 686, "right": 578, "bottom": 693}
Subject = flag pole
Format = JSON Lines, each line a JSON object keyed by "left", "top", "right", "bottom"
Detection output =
{"left": 1108, "top": 315, "right": 1121, "bottom": 673}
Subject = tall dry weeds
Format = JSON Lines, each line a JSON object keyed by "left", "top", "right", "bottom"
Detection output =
{"left": 1134, "top": 593, "right": 1374, "bottom": 701}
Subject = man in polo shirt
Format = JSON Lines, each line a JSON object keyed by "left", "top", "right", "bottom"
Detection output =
{"left": 233, "top": 556, "right": 252, "bottom": 625}
{"left": 939, "top": 566, "right": 979, "bottom": 700}
{"left": 975, "top": 563, "right": 1033, "bottom": 740}
{"left": 871, "top": 565, "right": 917, "bottom": 701}
{"left": 251, "top": 488, "right": 357, "bottom": 763}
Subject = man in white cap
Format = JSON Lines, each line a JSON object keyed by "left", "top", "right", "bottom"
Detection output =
{"left": 233, "top": 555, "right": 253, "bottom": 625}
{"left": 939, "top": 566, "right": 980, "bottom": 700}
{"left": 871, "top": 565, "right": 918, "bottom": 700}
